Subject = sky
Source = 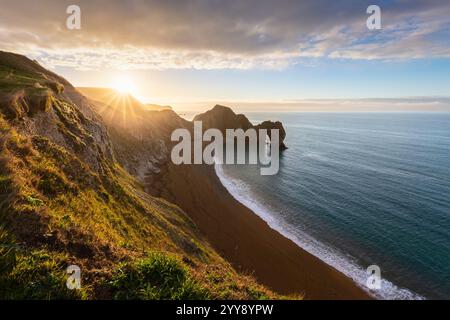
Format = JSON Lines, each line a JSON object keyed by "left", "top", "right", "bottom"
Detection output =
{"left": 1, "top": 0, "right": 450, "bottom": 112}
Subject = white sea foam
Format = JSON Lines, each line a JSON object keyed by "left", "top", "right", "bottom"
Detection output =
{"left": 214, "top": 162, "right": 425, "bottom": 300}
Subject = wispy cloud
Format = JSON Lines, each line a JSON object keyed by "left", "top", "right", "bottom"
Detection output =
{"left": 1, "top": 0, "right": 450, "bottom": 70}
{"left": 175, "top": 97, "right": 450, "bottom": 112}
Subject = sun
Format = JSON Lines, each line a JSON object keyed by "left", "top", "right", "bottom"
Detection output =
{"left": 112, "top": 76, "right": 137, "bottom": 95}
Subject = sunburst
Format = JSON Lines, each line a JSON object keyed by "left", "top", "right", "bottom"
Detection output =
{"left": 112, "top": 75, "right": 137, "bottom": 96}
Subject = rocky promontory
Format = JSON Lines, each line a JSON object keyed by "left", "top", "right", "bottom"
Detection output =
{"left": 193, "top": 105, "right": 287, "bottom": 150}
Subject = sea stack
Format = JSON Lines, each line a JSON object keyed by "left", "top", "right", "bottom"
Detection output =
{"left": 193, "top": 105, "right": 288, "bottom": 150}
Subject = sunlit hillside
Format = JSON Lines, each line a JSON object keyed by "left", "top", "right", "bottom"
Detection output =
{"left": 0, "top": 51, "right": 289, "bottom": 300}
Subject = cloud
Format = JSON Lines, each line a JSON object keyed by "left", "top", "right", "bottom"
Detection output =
{"left": 1, "top": 0, "right": 450, "bottom": 70}
{"left": 184, "top": 97, "right": 450, "bottom": 112}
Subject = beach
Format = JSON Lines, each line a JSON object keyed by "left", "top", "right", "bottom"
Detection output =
{"left": 148, "top": 160, "right": 372, "bottom": 300}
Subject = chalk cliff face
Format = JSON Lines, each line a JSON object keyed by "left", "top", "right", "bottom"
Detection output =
{"left": 194, "top": 105, "right": 288, "bottom": 150}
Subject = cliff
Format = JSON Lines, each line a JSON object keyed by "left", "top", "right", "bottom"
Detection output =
{"left": 0, "top": 51, "right": 368, "bottom": 300}
{"left": 0, "top": 51, "right": 285, "bottom": 299}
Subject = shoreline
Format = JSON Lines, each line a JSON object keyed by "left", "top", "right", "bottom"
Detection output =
{"left": 214, "top": 163, "right": 426, "bottom": 300}
{"left": 148, "top": 161, "right": 372, "bottom": 299}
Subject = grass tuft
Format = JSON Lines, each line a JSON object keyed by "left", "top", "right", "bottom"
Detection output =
{"left": 109, "top": 252, "right": 209, "bottom": 300}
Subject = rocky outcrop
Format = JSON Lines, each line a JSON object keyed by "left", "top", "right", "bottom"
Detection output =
{"left": 193, "top": 105, "right": 287, "bottom": 150}
{"left": 193, "top": 105, "right": 253, "bottom": 132}
{"left": 255, "top": 120, "right": 287, "bottom": 150}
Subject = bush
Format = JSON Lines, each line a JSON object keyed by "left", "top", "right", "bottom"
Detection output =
{"left": 109, "top": 252, "right": 209, "bottom": 300}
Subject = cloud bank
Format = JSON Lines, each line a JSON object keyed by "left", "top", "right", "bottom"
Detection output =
{"left": 174, "top": 97, "right": 450, "bottom": 112}
{"left": 1, "top": 0, "right": 450, "bottom": 70}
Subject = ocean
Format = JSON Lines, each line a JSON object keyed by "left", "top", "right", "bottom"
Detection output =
{"left": 214, "top": 112, "right": 450, "bottom": 300}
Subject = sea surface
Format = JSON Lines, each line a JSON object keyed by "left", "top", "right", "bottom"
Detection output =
{"left": 214, "top": 112, "right": 450, "bottom": 300}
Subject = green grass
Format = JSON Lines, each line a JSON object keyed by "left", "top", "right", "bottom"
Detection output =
{"left": 0, "top": 226, "right": 87, "bottom": 300}
{"left": 109, "top": 252, "right": 209, "bottom": 300}
{"left": 0, "top": 65, "right": 63, "bottom": 95}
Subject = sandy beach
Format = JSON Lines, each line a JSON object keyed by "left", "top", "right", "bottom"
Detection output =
{"left": 148, "top": 161, "right": 372, "bottom": 300}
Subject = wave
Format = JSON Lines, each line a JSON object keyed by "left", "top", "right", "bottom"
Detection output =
{"left": 214, "top": 162, "right": 424, "bottom": 300}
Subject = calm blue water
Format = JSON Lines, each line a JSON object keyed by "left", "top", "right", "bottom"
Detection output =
{"left": 216, "top": 112, "right": 450, "bottom": 299}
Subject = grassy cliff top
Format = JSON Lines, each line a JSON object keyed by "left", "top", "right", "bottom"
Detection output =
{"left": 0, "top": 51, "right": 292, "bottom": 300}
